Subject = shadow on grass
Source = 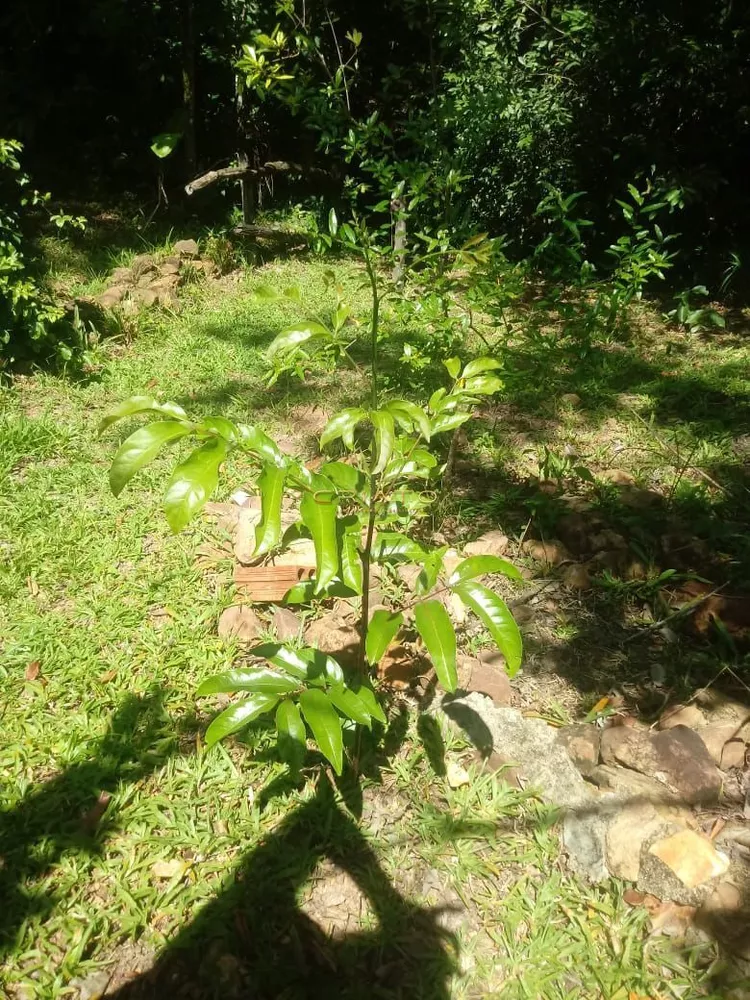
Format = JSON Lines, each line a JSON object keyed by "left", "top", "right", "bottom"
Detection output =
{"left": 0, "top": 689, "right": 185, "bottom": 958}
{"left": 107, "top": 774, "right": 456, "bottom": 1000}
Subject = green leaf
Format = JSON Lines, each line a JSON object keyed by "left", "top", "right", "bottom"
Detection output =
{"left": 462, "top": 357, "right": 502, "bottom": 379}
{"left": 276, "top": 699, "right": 306, "bottom": 770}
{"left": 254, "top": 284, "right": 281, "bottom": 300}
{"left": 462, "top": 375, "right": 504, "bottom": 396}
{"left": 199, "top": 416, "right": 239, "bottom": 443}
{"left": 320, "top": 408, "right": 366, "bottom": 449}
{"left": 416, "top": 546, "right": 448, "bottom": 595}
{"left": 163, "top": 437, "right": 228, "bottom": 533}
{"left": 268, "top": 322, "right": 333, "bottom": 357}
{"left": 338, "top": 515, "right": 363, "bottom": 594}
{"left": 320, "top": 461, "right": 368, "bottom": 495}
{"left": 197, "top": 669, "right": 300, "bottom": 697}
{"left": 385, "top": 399, "right": 431, "bottom": 441}
{"left": 428, "top": 387, "right": 447, "bottom": 412}
{"left": 248, "top": 643, "right": 316, "bottom": 681}
{"left": 353, "top": 684, "right": 387, "bottom": 724}
{"left": 366, "top": 610, "right": 403, "bottom": 665}
{"left": 237, "top": 424, "right": 286, "bottom": 466}
{"left": 150, "top": 132, "right": 182, "bottom": 159}
{"left": 453, "top": 580, "right": 523, "bottom": 676}
{"left": 99, "top": 395, "right": 189, "bottom": 434}
{"left": 300, "top": 482, "right": 339, "bottom": 593}
{"left": 282, "top": 579, "right": 357, "bottom": 603}
{"left": 109, "top": 420, "right": 191, "bottom": 497}
{"left": 444, "top": 356, "right": 461, "bottom": 379}
{"left": 369, "top": 410, "right": 395, "bottom": 474}
{"left": 448, "top": 555, "right": 522, "bottom": 586}
{"left": 205, "top": 693, "right": 278, "bottom": 746}
{"left": 254, "top": 464, "right": 287, "bottom": 557}
{"left": 328, "top": 207, "right": 338, "bottom": 236}
{"left": 299, "top": 689, "right": 344, "bottom": 774}
{"left": 430, "top": 411, "right": 472, "bottom": 436}
{"left": 371, "top": 531, "right": 425, "bottom": 564}
{"left": 414, "top": 601, "right": 457, "bottom": 693}
{"left": 326, "top": 685, "right": 373, "bottom": 727}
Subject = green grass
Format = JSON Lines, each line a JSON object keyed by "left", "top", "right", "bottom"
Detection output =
{"left": 0, "top": 239, "right": 741, "bottom": 997}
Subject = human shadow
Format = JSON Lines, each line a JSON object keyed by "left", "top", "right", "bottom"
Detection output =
{"left": 0, "top": 689, "right": 184, "bottom": 957}
{"left": 107, "top": 774, "right": 457, "bottom": 1000}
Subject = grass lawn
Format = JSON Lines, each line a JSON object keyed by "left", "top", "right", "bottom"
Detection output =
{"left": 2, "top": 233, "right": 748, "bottom": 998}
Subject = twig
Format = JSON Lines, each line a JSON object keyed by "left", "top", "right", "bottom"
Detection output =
{"left": 628, "top": 406, "right": 726, "bottom": 495}
{"left": 623, "top": 585, "right": 726, "bottom": 644}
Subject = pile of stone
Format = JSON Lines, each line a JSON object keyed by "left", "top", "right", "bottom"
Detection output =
{"left": 97, "top": 238, "right": 217, "bottom": 311}
{"left": 439, "top": 687, "right": 750, "bottom": 969}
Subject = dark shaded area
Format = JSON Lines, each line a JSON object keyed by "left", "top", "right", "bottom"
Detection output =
{"left": 106, "top": 775, "right": 455, "bottom": 1000}
{"left": 0, "top": 690, "right": 186, "bottom": 958}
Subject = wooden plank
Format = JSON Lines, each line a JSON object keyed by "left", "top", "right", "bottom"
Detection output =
{"left": 234, "top": 564, "right": 314, "bottom": 602}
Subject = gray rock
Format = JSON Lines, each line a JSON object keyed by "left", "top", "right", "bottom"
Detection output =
{"left": 174, "top": 238, "right": 199, "bottom": 257}
{"left": 272, "top": 606, "right": 302, "bottom": 642}
{"left": 556, "top": 724, "right": 600, "bottom": 775}
{"left": 440, "top": 694, "right": 608, "bottom": 880}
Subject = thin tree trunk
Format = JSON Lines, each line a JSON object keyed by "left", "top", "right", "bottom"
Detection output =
{"left": 181, "top": 0, "right": 198, "bottom": 178}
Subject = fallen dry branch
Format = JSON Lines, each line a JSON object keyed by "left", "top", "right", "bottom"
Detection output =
{"left": 185, "top": 160, "right": 330, "bottom": 196}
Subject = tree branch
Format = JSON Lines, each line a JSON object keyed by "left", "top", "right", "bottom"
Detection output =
{"left": 185, "top": 161, "right": 330, "bottom": 195}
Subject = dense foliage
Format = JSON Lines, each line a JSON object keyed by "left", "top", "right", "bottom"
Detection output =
{"left": 1, "top": 1, "right": 747, "bottom": 289}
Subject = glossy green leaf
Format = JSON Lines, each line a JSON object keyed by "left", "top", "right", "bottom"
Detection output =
{"left": 109, "top": 420, "right": 191, "bottom": 497}
{"left": 428, "top": 387, "right": 447, "bottom": 412}
{"left": 249, "top": 643, "right": 315, "bottom": 681}
{"left": 196, "top": 668, "right": 300, "bottom": 697}
{"left": 327, "top": 684, "right": 373, "bottom": 727}
{"left": 430, "top": 411, "right": 472, "bottom": 436}
{"left": 462, "top": 375, "right": 504, "bottom": 396}
{"left": 164, "top": 437, "right": 228, "bottom": 533}
{"left": 320, "top": 408, "right": 366, "bottom": 449}
{"left": 199, "top": 415, "right": 239, "bottom": 443}
{"left": 320, "top": 461, "right": 368, "bottom": 495}
{"left": 205, "top": 693, "right": 278, "bottom": 746}
{"left": 254, "top": 464, "right": 287, "bottom": 557}
{"left": 254, "top": 284, "right": 281, "bottom": 300}
{"left": 282, "top": 579, "right": 358, "bottom": 604}
{"left": 150, "top": 132, "right": 181, "bottom": 158}
{"left": 366, "top": 610, "right": 403, "bottom": 664}
{"left": 268, "top": 322, "right": 333, "bottom": 357}
{"left": 371, "top": 531, "right": 425, "bottom": 564}
{"left": 328, "top": 207, "right": 338, "bottom": 236}
{"left": 99, "top": 395, "right": 189, "bottom": 434}
{"left": 444, "top": 356, "right": 461, "bottom": 379}
{"left": 276, "top": 699, "right": 306, "bottom": 770}
{"left": 237, "top": 424, "right": 286, "bottom": 466}
{"left": 300, "top": 483, "right": 339, "bottom": 593}
{"left": 299, "top": 647, "right": 345, "bottom": 686}
{"left": 462, "top": 357, "right": 502, "bottom": 379}
{"left": 369, "top": 410, "right": 395, "bottom": 474}
{"left": 448, "top": 555, "right": 522, "bottom": 586}
{"left": 338, "top": 515, "right": 363, "bottom": 594}
{"left": 299, "top": 689, "right": 344, "bottom": 774}
{"left": 385, "top": 399, "right": 431, "bottom": 441}
{"left": 414, "top": 600, "right": 457, "bottom": 692}
{"left": 453, "top": 580, "right": 523, "bottom": 676}
{"left": 416, "top": 546, "right": 448, "bottom": 595}
{"left": 353, "top": 685, "right": 387, "bottom": 724}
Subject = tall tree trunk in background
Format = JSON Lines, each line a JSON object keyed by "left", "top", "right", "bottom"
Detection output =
{"left": 181, "top": 0, "right": 197, "bottom": 179}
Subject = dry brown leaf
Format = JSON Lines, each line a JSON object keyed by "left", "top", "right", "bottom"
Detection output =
{"left": 151, "top": 858, "right": 189, "bottom": 880}
{"left": 25, "top": 661, "right": 41, "bottom": 681}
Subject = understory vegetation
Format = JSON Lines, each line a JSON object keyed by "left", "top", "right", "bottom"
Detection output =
{"left": 2, "top": 1, "right": 750, "bottom": 997}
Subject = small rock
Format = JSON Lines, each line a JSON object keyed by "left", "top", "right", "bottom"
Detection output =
{"left": 589, "top": 529, "right": 628, "bottom": 552}
{"left": 130, "top": 254, "right": 157, "bottom": 277}
{"left": 473, "top": 749, "right": 521, "bottom": 787}
{"left": 72, "top": 970, "right": 111, "bottom": 1000}
{"left": 555, "top": 512, "right": 592, "bottom": 556}
{"left": 521, "top": 538, "right": 572, "bottom": 568}
{"left": 132, "top": 287, "right": 159, "bottom": 308}
{"left": 218, "top": 605, "right": 262, "bottom": 643}
{"left": 659, "top": 703, "right": 706, "bottom": 730}
{"left": 442, "top": 548, "right": 463, "bottom": 579}
{"left": 599, "top": 469, "right": 636, "bottom": 486}
{"left": 376, "top": 643, "right": 423, "bottom": 688}
{"left": 600, "top": 725, "right": 721, "bottom": 804}
{"left": 619, "top": 486, "right": 663, "bottom": 510}
{"left": 605, "top": 801, "right": 666, "bottom": 882}
{"left": 701, "top": 881, "right": 742, "bottom": 915}
{"left": 159, "top": 257, "right": 181, "bottom": 275}
{"left": 556, "top": 724, "right": 600, "bottom": 774}
{"left": 560, "top": 393, "right": 582, "bottom": 407}
{"left": 305, "top": 614, "right": 360, "bottom": 669}
{"left": 648, "top": 900, "right": 698, "bottom": 938}
{"left": 695, "top": 722, "right": 739, "bottom": 765}
{"left": 110, "top": 266, "right": 134, "bottom": 285}
{"left": 649, "top": 830, "right": 730, "bottom": 888}
{"left": 721, "top": 739, "right": 747, "bottom": 771}
{"left": 174, "top": 238, "right": 200, "bottom": 257}
{"left": 272, "top": 606, "right": 302, "bottom": 642}
{"left": 446, "top": 759, "right": 471, "bottom": 788}
{"left": 465, "top": 657, "right": 512, "bottom": 706}
{"left": 463, "top": 530, "right": 510, "bottom": 558}
{"left": 98, "top": 285, "right": 128, "bottom": 308}
{"left": 397, "top": 564, "right": 420, "bottom": 589}
{"left": 234, "top": 506, "right": 262, "bottom": 564}
{"left": 562, "top": 563, "right": 592, "bottom": 591}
